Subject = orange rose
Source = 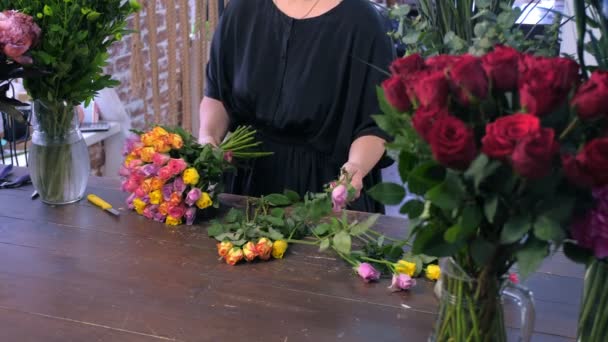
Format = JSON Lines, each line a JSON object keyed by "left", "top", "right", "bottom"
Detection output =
{"left": 225, "top": 247, "right": 244, "bottom": 266}
{"left": 217, "top": 241, "right": 233, "bottom": 258}
{"left": 255, "top": 238, "right": 273, "bottom": 260}
{"left": 158, "top": 202, "right": 171, "bottom": 215}
{"left": 153, "top": 139, "right": 171, "bottom": 153}
{"left": 170, "top": 134, "right": 184, "bottom": 149}
{"left": 169, "top": 192, "right": 182, "bottom": 205}
{"left": 152, "top": 126, "right": 169, "bottom": 137}
{"left": 140, "top": 179, "right": 153, "bottom": 194}
{"left": 149, "top": 177, "right": 165, "bottom": 191}
{"left": 139, "top": 147, "right": 156, "bottom": 162}
{"left": 141, "top": 133, "right": 155, "bottom": 147}
{"left": 243, "top": 241, "right": 258, "bottom": 262}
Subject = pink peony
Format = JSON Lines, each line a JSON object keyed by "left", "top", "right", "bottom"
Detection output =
{"left": 332, "top": 184, "right": 348, "bottom": 213}
{"left": 388, "top": 274, "right": 416, "bottom": 292}
{"left": 167, "top": 158, "right": 187, "bottom": 175}
{"left": 0, "top": 10, "right": 41, "bottom": 64}
{"left": 185, "top": 188, "right": 202, "bottom": 206}
{"left": 185, "top": 207, "right": 197, "bottom": 225}
{"left": 571, "top": 186, "right": 608, "bottom": 259}
{"left": 152, "top": 153, "right": 170, "bottom": 166}
{"left": 356, "top": 263, "right": 381, "bottom": 283}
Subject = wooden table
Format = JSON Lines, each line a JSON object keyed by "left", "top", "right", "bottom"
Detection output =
{"left": 0, "top": 169, "right": 584, "bottom": 341}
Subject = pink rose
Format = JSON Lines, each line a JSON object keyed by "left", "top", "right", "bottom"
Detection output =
{"left": 118, "top": 167, "right": 131, "bottom": 177}
{"left": 126, "top": 193, "right": 136, "bottom": 209}
{"left": 153, "top": 212, "right": 167, "bottom": 222}
{"left": 0, "top": 10, "right": 41, "bottom": 64}
{"left": 388, "top": 274, "right": 416, "bottom": 292}
{"left": 123, "top": 135, "right": 142, "bottom": 156}
{"left": 141, "top": 164, "right": 159, "bottom": 177}
{"left": 122, "top": 178, "right": 139, "bottom": 193}
{"left": 142, "top": 205, "right": 159, "bottom": 219}
{"left": 167, "top": 158, "right": 187, "bottom": 175}
{"left": 508, "top": 273, "right": 519, "bottom": 284}
{"left": 356, "top": 263, "right": 381, "bottom": 283}
{"left": 223, "top": 150, "right": 234, "bottom": 163}
{"left": 127, "top": 159, "right": 144, "bottom": 170}
{"left": 185, "top": 207, "right": 197, "bottom": 225}
{"left": 332, "top": 184, "right": 348, "bottom": 213}
{"left": 185, "top": 188, "right": 202, "bottom": 206}
{"left": 162, "top": 183, "right": 174, "bottom": 201}
{"left": 168, "top": 204, "right": 187, "bottom": 219}
{"left": 152, "top": 153, "right": 171, "bottom": 166}
{"left": 158, "top": 167, "right": 173, "bottom": 181}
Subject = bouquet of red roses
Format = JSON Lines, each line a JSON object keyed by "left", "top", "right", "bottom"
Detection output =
{"left": 370, "top": 45, "right": 608, "bottom": 341}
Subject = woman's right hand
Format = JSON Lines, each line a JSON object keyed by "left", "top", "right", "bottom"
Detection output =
{"left": 198, "top": 135, "right": 219, "bottom": 147}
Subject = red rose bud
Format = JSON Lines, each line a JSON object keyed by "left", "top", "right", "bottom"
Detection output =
{"left": 571, "top": 71, "right": 608, "bottom": 120}
{"left": 511, "top": 128, "right": 559, "bottom": 179}
{"left": 255, "top": 238, "right": 273, "bottom": 261}
{"left": 447, "top": 54, "right": 489, "bottom": 105}
{"left": 411, "top": 70, "right": 450, "bottom": 108}
{"left": 481, "top": 113, "right": 541, "bottom": 159}
{"left": 412, "top": 106, "right": 449, "bottom": 142}
{"left": 389, "top": 53, "right": 424, "bottom": 76}
{"left": 481, "top": 45, "right": 521, "bottom": 91}
{"left": 583, "top": 138, "right": 608, "bottom": 186}
{"left": 243, "top": 241, "right": 258, "bottom": 262}
{"left": 425, "top": 54, "right": 461, "bottom": 71}
{"left": 217, "top": 241, "right": 233, "bottom": 258}
{"left": 429, "top": 115, "right": 477, "bottom": 170}
{"left": 225, "top": 247, "right": 244, "bottom": 266}
{"left": 382, "top": 76, "right": 411, "bottom": 112}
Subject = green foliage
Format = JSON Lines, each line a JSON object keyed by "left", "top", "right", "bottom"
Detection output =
{"left": 572, "top": 0, "right": 608, "bottom": 73}
{"left": 389, "top": 0, "right": 562, "bottom": 57}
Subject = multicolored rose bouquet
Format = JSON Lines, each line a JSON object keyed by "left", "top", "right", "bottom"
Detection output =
{"left": 371, "top": 45, "right": 607, "bottom": 341}
{"left": 121, "top": 125, "right": 270, "bottom": 226}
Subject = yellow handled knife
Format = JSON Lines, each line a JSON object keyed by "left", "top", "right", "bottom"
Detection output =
{"left": 87, "top": 194, "right": 120, "bottom": 216}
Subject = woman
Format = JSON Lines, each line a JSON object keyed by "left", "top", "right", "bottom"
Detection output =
{"left": 198, "top": 0, "right": 395, "bottom": 212}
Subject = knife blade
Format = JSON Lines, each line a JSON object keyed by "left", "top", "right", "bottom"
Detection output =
{"left": 87, "top": 194, "right": 120, "bottom": 216}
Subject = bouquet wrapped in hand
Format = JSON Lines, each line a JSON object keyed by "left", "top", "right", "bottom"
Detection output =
{"left": 121, "top": 126, "right": 271, "bottom": 226}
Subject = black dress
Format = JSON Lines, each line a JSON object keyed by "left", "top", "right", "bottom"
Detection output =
{"left": 205, "top": 0, "right": 395, "bottom": 213}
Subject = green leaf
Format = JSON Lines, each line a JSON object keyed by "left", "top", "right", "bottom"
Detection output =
{"left": 471, "top": 238, "right": 496, "bottom": 267}
{"left": 313, "top": 223, "right": 330, "bottom": 236}
{"left": 464, "top": 154, "right": 502, "bottom": 190}
{"left": 283, "top": 189, "right": 301, "bottom": 203}
{"left": 376, "top": 86, "right": 397, "bottom": 116}
{"left": 270, "top": 208, "right": 285, "bottom": 218}
{"left": 263, "top": 215, "right": 284, "bottom": 227}
{"left": 367, "top": 182, "right": 406, "bottom": 205}
{"left": 460, "top": 204, "right": 482, "bottom": 232}
{"left": 419, "top": 254, "right": 438, "bottom": 264}
{"left": 500, "top": 214, "right": 533, "bottom": 244}
{"left": 408, "top": 162, "right": 445, "bottom": 195}
{"left": 207, "top": 223, "right": 224, "bottom": 237}
{"left": 377, "top": 235, "right": 385, "bottom": 247}
{"left": 443, "top": 224, "right": 462, "bottom": 243}
{"left": 267, "top": 228, "right": 284, "bottom": 241}
{"left": 398, "top": 151, "right": 418, "bottom": 181}
{"left": 264, "top": 194, "right": 292, "bottom": 206}
{"left": 484, "top": 195, "right": 499, "bottom": 223}
{"left": 516, "top": 237, "right": 549, "bottom": 279}
{"left": 333, "top": 231, "right": 352, "bottom": 254}
{"left": 400, "top": 200, "right": 425, "bottom": 218}
{"left": 538, "top": 196, "right": 576, "bottom": 223}
{"left": 350, "top": 214, "right": 379, "bottom": 236}
{"left": 425, "top": 172, "right": 466, "bottom": 211}
{"left": 533, "top": 215, "right": 565, "bottom": 242}
{"left": 319, "top": 239, "right": 330, "bottom": 252}
{"left": 413, "top": 224, "right": 463, "bottom": 257}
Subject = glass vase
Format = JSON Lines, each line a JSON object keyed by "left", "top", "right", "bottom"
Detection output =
{"left": 430, "top": 258, "right": 535, "bottom": 342}
{"left": 577, "top": 259, "right": 608, "bottom": 342}
{"left": 29, "top": 99, "right": 90, "bottom": 204}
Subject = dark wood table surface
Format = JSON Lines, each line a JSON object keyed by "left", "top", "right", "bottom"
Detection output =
{"left": 0, "top": 167, "right": 584, "bottom": 341}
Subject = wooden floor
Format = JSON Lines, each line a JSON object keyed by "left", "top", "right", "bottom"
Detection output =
{"left": 0, "top": 168, "right": 584, "bottom": 341}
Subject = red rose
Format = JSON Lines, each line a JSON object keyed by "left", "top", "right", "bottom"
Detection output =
{"left": 447, "top": 54, "right": 489, "bottom": 105}
{"left": 519, "top": 80, "right": 564, "bottom": 117}
{"left": 425, "top": 55, "right": 461, "bottom": 71}
{"left": 585, "top": 138, "right": 608, "bottom": 186}
{"left": 382, "top": 76, "right": 411, "bottom": 112}
{"left": 389, "top": 53, "right": 424, "bottom": 76}
{"left": 412, "top": 106, "right": 449, "bottom": 142}
{"left": 481, "top": 113, "right": 541, "bottom": 159}
{"left": 562, "top": 153, "right": 595, "bottom": 188}
{"left": 411, "top": 70, "right": 449, "bottom": 108}
{"left": 481, "top": 45, "right": 521, "bottom": 91}
{"left": 429, "top": 115, "right": 477, "bottom": 170}
{"left": 511, "top": 128, "right": 559, "bottom": 179}
{"left": 571, "top": 71, "right": 608, "bottom": 120}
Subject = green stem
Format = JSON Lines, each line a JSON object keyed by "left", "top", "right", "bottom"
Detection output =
{"left": 360, "top": 256, "right": 393, "bottom": 266}
{"left": 559, "top": 117, "right": 579, "bottom": 140}
{"left": 286, "top": 239, "right": 319, "bottom": 246}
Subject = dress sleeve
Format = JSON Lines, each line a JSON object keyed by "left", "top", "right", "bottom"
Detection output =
{"left": 204, "top": 1, "right": 238, "bottom": 101}
{"left": 204, "top": 25, "right": 223, "bottom": 101}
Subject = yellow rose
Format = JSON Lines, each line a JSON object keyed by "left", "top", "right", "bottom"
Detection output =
{"left": 141, "top": 132, "right": 155, "bottom": 147}
{"left": 149, "top": 190, "right": 163, "bottom": 205}
{"left": 153, "top": 139, "right": 171, "bottom": 153}
{"left": 165, "top": 215, "right": 181, "bottom": 226}
{"left": 182, "top": 167, "right": 200, "bottom": 185}
{"left": 170, "top": 134, "right": 184, "bottom": 149}
{"left": 152, "top": 126, "right": 169, "bottom": 137}
{"left": 243, "top": 241, "right": 258, "bottom": 261}
{"left": 139, "top": 147, "right": 156, "bottom": 162}
{"left": 124, "top": 154, "right": 134, "bottom": 166}
{"left": 133, "top": 198, "right": 147, "bottom": 215}
{"left": 196, "top": 192, "right": 213, "bottom": 209}
{"left": 395, "top": 260, "right": 416, "bottom": 277}
{"left": 217, "top": 241, "right": 234, "bottom": 258}
{"left": 426, "top": 265, "right": 441, "bottom": 281}
{"left": 271, "top": 240, "right": 288, "bottom": 259}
